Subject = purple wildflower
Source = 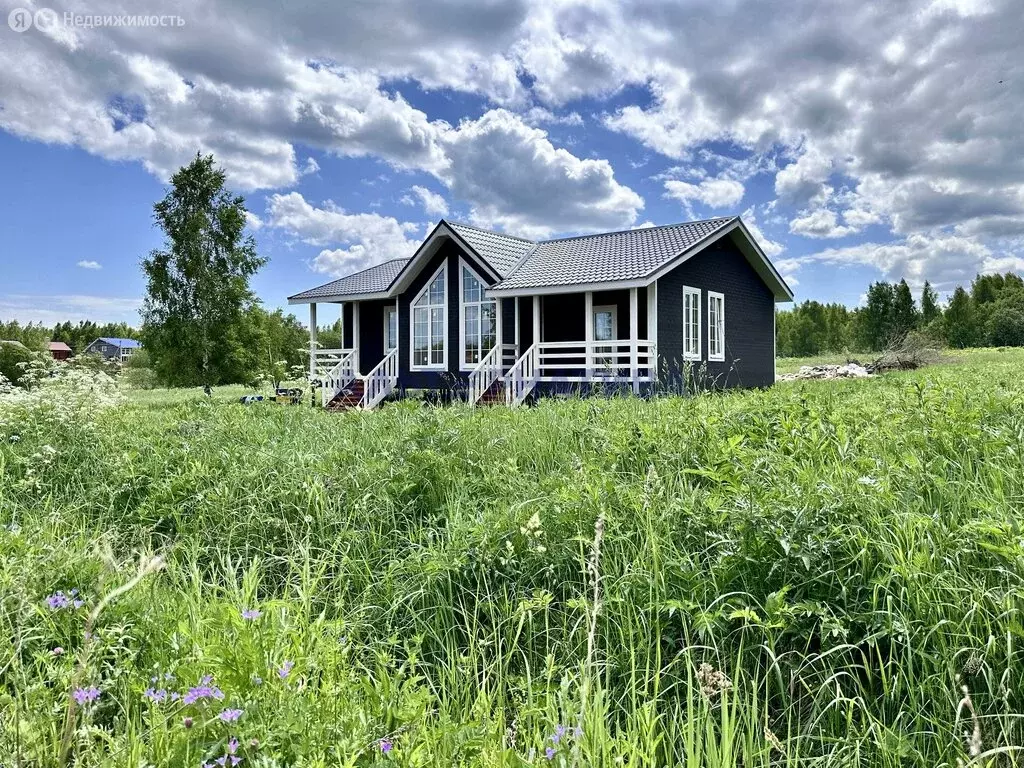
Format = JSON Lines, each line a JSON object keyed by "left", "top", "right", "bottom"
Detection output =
{"left": 552, "top": 724, "right": 566, "bottom": 744}
{"left": 73, "top": 686, "right": 100, "bottom": 705}
{"left": 183, "top": 680, "right": 225, "bottom": 705}
{"left": 277, "top": 660, "right": 294, "bottom": 679}
{"left": 46, "top": 592, "right": 71, "bottom": 610}
{"left": 250, "top": 675, "right": 263, "bottom": 686}
{"left": 171, "top": 692, "right": 181, "bottom": 701}
{"left": 218, "top": 708, "right": 243, "bottom": 723}
{"left": 228, "top": 738, "right": 239, "bottom": 754}
{"left": 545, "top": 746, "right": 556, "bottom": 760}
{"left": 51, "top": 646, "right": 64, "bottom": 656}
{"left": 380, "top": 739, "right": 393, "bottom": 754}
{"left": 573, "top": 726, "right": 583, "bottom": 739}
{"left": 143, "top": 687, "right": 168, "bottom": 704}
{"left": 73, "top": 599, "right": 85, "bottom": 609}
{"left": 241, "top": 608, "right": 261, "bottom": 620}
{"left": 183, "top": 716, "right": 194, "bottom": 728}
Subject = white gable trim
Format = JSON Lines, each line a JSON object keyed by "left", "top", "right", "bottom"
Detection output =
{"left": 388, "top": 221, "right": 500, "bottom": 297}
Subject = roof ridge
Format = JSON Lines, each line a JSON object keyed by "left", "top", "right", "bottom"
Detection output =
{"left": 538, "top": 216, "right": 737, "bottom": 245}
{"left": 445, "top": 219, "right": 535, "bottom": 243}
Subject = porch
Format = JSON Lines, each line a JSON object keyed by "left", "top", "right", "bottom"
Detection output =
{"left": 306, "top": 284, "right": 658, "bottom": 409}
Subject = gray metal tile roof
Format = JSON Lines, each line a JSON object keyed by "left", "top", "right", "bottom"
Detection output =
{"left": 446, "top": 222, "right": 535, "bottom": 277}
{"left": 490, "top": 217, "right": 736, "bottom": 292}
{"left": 288, "top": 258, "right": 409, "bottom": 301}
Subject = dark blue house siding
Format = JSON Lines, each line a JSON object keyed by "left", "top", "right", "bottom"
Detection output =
{"left": 355, "top": 299, "right": 390, "bottom": 375}
{"left": 656, "top": 234, "right": 775, "bottom": 389}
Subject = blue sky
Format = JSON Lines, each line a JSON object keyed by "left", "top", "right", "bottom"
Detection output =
{"left": 0, "top": 0, "right": 1020, "bottom": 326}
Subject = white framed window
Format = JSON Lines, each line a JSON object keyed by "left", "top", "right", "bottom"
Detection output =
{"left": 708, "top": 291, "right": 725, "bottom": 361}
{"left": 683, "top": 286, "right": 701, "bottom": 361}
{"left": 383, "top": 305, "right": 398, "bottom": 352}
{"left": 410, "top": 262, "right": 447, "bottom": 369}
{"left": 459, "top": 258, "right": 497, "bottom": 369}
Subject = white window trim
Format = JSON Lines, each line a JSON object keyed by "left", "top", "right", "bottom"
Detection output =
{"left": 383, "top": 305, "right": 398, "bottom": 353}
{"left": 683, "top": 286, "right": 701, "bottom": 361}
{"left": 409, "top": 261, "right": 448, "bottom": 371}
{"left": 458, "top": 256, "right": 498, "bottom": 371}
{"left": 708, "top": 291, "right": 725, "bottom": 362}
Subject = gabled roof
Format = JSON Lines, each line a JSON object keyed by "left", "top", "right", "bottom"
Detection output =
{"left": 288, "top": 258, "right": 410, "bottom": 302}
{"left": 446, "top": 222, "right": 534, "bottom": 277}
{"left": 491, "top": 218, "right": 734, "bottom": 292}
{"left": 489, "top": 217, "right": 793, "bottom": 301}
{"left": 287, "top": 215, "right": 793, "bottom": 304}
{"left": 49, "top": 341, "right": 72, "bottom": 352}
{"left": 97, "top": 337, "right": 142, "bottom": 349}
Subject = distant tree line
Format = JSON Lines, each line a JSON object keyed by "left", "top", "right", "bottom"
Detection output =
{"left": 0, "top": 319, "right": 138, "bottom": 353}
{"left": 776, "top": 272, "right": 1024, "bottom": 356}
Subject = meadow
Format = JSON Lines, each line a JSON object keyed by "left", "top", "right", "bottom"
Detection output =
{"left": 2, "top": 350, "right": 1023, "bottom": 766}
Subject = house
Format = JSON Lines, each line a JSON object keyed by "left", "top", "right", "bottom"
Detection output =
{"left": 288, "top": 216, "right": 793, "bottom": 409}
{"left": 49, "top": 341, "right": 72, "bottom": 360}
{"left": 83, "top": 337, "right": 142, "bottom": 362}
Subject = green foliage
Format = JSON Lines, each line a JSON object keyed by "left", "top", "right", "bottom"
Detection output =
{"left": 944, "top": 286, "right": 981, "bottom": 348}
{"left": 778, "top": 272, "right": 1024, "bottom": 356}
{"left": 3, "top": 352, "right": 1024, "bottom": 765}
{"left": 0, "top": 341, "right": 42, "bottom": 386}
{"left": 890, "top": 278, "right": 919, "bottom": 338}
{"left": 920, "top": 280, "right": 940, "bottom": 325}
{"left": 141, "top": 154, "right": 266, "bottom": 387}
{"left": 985, "top": 300, "right": 1024, "bottom": 346}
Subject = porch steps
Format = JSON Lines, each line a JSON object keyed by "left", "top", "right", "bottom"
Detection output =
{"left": 327, "top": 380, "right": 365, "bottom": 411}
{"left": 477, "top": 380, "right": 506, "bottom": 406}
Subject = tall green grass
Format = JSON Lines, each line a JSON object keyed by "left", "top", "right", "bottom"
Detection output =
{"left": 2, "top": 352, "right": 1023, "bottom": 766}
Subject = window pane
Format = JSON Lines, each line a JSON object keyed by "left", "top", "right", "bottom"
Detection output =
{"left": 463, "top": 267, "right": 482, "bottom": 303}
{"left": 428, "top": 273, "right": 445, "bottom": 305}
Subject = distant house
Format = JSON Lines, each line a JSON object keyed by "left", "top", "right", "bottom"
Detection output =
{"left": 289, "top": 216, "right": 794, "bottom": 409}
{"left": 84, "top": 337, "right": 142, "bottom": 362}
{"left": 49, "top": 341, "right": 72, "bottom": 360}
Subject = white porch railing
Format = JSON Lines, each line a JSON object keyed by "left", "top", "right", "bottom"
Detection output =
{"left": 360, "top": 349, "right": 399, "bottom": 410}
{"left": 467, "top": 343, "right": 518, "bottom": 405}
{"left": 313, "top": 348, "right": 352, "bottom": 377}
{"left": 533, "top": 340, "right": 656, "bottom": 381}
{"left": 506, "top": 343, "right": 540, "bottom": 406}
{"left": 505, "top": 340, "right": 656, "bottom": 406}
{"left": 320, "top": 349, "right": 357, "bottom": 407}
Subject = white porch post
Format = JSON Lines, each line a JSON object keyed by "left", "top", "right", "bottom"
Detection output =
{"left": 496, "top": 297, "right": 503, "bottom": 351}
{"left": 629, "top": 287, "right": 639, "bottom": 393}
{"left": 514, "top": 297, "right": 521, "bottom": 353}
{"left": 532, "top": 295, "right": 541, "bottom": 346}
{"left": 647, "top": 281, "right": 659, "bottom": 380}
{"left": 352, "top": 302, "right": 360, "bottom": 375}
{"left": 584, "top": 291, "right": 594, "bottom": 378}
{"left": 308, "top": 302, "right": 318, "bottom": 378}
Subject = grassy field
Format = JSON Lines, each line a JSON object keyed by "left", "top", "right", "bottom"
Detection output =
{"left": 2, "top": 351, "right": 1024, "bottom": 766}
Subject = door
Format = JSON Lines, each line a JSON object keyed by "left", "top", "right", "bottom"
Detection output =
{"left": 593, "top": 305, "right": 617, "bottom": 375}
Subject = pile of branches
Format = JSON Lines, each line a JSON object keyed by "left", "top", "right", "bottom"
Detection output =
{"left": 863, "top": 331, "right": 944, "bottom": 374}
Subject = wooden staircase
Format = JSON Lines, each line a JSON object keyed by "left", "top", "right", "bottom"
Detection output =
{"left": 327, "top": 380, "right": 365, "bottom": 411}
{"left": 477, "top": 380, "right": 505, "bottom": 406}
